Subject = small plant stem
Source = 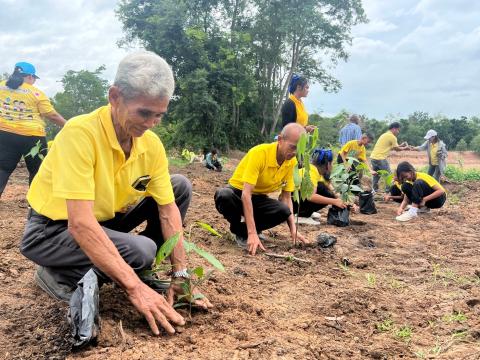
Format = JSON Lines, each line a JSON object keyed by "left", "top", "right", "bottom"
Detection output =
{"left": 264, "top": 253, "right": 312, "bottom": 264}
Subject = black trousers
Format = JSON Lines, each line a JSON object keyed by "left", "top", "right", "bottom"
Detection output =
{"left": 0, "top": 130, "right": 47, "bottom": 196}
{"left": 214, "top": 186, "right": 291, "bottom": 238}
{"left": 21, "top": 174, "right": 191, "bottom": 287}
{"left": 401, "top": 180, "right": 446, "bottom": 208}
{"left": 206, "top": 160, "right": 222, "bottom": 171}
{"left": 293, "top": 182, "right": 336, "bottom": 217}
{"left": 390, "top": 186, "right": 404, "bottom": 203}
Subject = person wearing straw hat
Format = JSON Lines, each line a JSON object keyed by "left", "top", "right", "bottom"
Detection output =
{"left": 411, "top": 130, "right": 447, "bottom": 181}
{"left": 0, "top": 62, "right": 66, "bottom": 197}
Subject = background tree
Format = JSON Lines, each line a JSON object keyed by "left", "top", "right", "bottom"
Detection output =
{"left": 455, "top": 139, "right": 468, "bottom": 151}
{"left": 117, "top": 0, "right": 366, "bottom": 150}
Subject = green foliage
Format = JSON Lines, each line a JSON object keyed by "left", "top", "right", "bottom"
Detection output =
{"left": 444, "top": 166, "right": 480, "bottom": 182}
{"left": 376, "top": 319, "right": 394, "bottom": 332}
{"left": 455, "top": 138, "right": 468, "bottom": 151}
{"left": 293, "top": 129, "right": 319, "bottom": 204}
{"left": 395, "top": 325, "right": 413, "bottom": 342}
{"left": 24, "top": 140, "right": 46, "bottom": 161}
{"left": 155, "top": 232, "right": 181, "bottom": 266}
{"left": 330, "top": 158, "right": 364, "bottom": 203}
{"left": 470, "top": 134, "right": 480, "bottom": 153}
{"left": 117, "top": 0, "right": 366, "bottom": 149}
{"left": 377, "top": 169, "right": 394, "bottom": 187}
{"left": 442, "top": 311, "right": 467, "bottom": 324}
{"left": 181, "top": 148, "right": 197, "bottom": 163}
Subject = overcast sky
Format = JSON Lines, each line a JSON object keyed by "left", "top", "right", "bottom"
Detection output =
{"left": 1, "top": 0, "right": 478, "bottom": 119}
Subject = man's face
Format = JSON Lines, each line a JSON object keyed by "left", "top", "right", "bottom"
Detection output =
{"left": 278, "top": 134, "right": 300, "bottom": 160}
{"left": 360, "top": 136, "right": 371, "bottom": 146}
{"left": 110, "top": 88, "right": 169, "bottom": 138}
{"left": 391, "top": 128, "right": 400, "bottom": 136}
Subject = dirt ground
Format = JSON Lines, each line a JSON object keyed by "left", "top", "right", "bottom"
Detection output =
{"left": 1, "top": 161, "right": 480, "bottom": 360}
{"left": 389, "top": 151, "right": 479, "bottom": 169}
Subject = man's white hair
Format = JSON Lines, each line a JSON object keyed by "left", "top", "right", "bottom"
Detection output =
{"left": 114, "top": 51, "right": 174, "bottom": 100}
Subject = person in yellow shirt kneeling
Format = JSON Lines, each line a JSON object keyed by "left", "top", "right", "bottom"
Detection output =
{"left": 395, "top": 161, "right": 446, "bottom": 222}
{"left": 214, "top": 123, "right": 309, "bottom": 255}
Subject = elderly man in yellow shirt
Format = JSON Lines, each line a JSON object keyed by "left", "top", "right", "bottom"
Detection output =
{"left": 21, "top": 52, "right": 208, "bottom": 337}
{"left": 370, "top": 122, "right": 409, "bottom": 192}
{"left": 214, "top": 123, "right": 308, "bottom": 255}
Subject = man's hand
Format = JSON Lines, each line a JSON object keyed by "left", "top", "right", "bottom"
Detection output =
{"left": 305, "top": 125, "right": 317, "bottom": 133}
{"left": 370, "top": 170, "right": 378, "bottom": 176}
{"left": 291, "top": 231, "right": 312, "bottom": 245}
{"left": 384, "top": 194, "right": 392, "bottom": 202}
{"left": 396, "top": 207, "right": 404, "bottom": 216}
{"left": 333, "top": 198, "right": 347, "bottom": 209}
{"left": 166, "top": 279, "right": 213, "bottom": 310}
{"left": 247, "top": 233, "right": 265, "bottom": 255}
{"left": 127, "top": 281, "right": 185, "bottom": 335}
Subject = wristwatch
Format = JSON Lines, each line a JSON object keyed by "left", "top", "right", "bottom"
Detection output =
{"left": 172, "top": 269, "right": 190, "bottom": 279}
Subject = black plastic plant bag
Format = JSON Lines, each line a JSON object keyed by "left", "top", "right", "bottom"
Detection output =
{"left": 68, "top": 269, "right": 100, "bottom": 349}
{"left": 359, "top": 191, "right": 377, "bottom": 215}
{"left": 327, "top": 206, "right": 350, "bottom": 227}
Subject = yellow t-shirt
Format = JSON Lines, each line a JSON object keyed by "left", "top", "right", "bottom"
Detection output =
{"left": 229, "top": 142, "right": 296, "bottom": 194}
{"left": 340, "top": 140, "right": 367, "bottom": 162}
{"left": 289, "top": 94, "right": 308, "bottom": 127}
{"left": 370, "top": 131, "right": 399, "bottom": 160}
{"left": 0, "top": 80, "right": 55, "bottom": 136}
{"left": 430, "top": 142, "right": 439, "bottom": 166}
{"left": 27, "top": 105, "right": 175, "bottom": 221}
{"left": 415, "top": 172, "right": 445, "bottom": 192}
{"left": 299, "top": 164, "right": 328, "bottom": 187}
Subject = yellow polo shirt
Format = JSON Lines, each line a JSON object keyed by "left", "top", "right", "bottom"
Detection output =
{"left": 370, "top": 131, "right": 398, "bottom": 160}
{"left": 27, "top": 105, "right": 175, "bottom": 221}
{"left": 0, "top": 80, "right": 55, "bottom": 136}
{"left": 299, "top": 164, "right": 328, "bottom": 186}
{"left": 430, "top": 142, "right": 439, "bottom": 166}
{"left": 229, "top": 142, "right": 296, "bottom": 194}
{"left": 340, "top": 140, "right": 367, "bottom": 162}
{"left": 415, "top": 172, "right": 445, "bottom": 192}
{"left": 289, "top": 94, "right": 308, "bottom": 127}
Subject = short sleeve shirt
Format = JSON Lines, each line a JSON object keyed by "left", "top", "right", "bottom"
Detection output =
{"left": 415, "top": 172, "right": 445, "bottom": 192}
{"left": 299, "top": 164, "right": 328, "bottom": 187}
{"left": 340, "top": 140, "right": 367, "bottom": 162}
{"left": 27, "top": 105, "right": 175, "bottom": 221}
{"left": 0, "top": 81, "right": 55, "bottom": 136}
{"left": 370, "top": 131, "right": 399, "bottom": 160}
{"left": 228, "top": 142, "right": 296, "bottom": 194}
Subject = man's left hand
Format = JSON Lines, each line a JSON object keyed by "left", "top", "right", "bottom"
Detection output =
{"left": 292, "top": 232, "right": 312, "bottom": 245}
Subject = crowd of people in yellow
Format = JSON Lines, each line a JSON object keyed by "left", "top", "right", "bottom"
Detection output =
{"left": 0, "top": 52, "right": 447, "bottom": 337}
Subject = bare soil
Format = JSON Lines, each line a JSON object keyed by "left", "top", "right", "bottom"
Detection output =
{"left": 1, "top": 162, "right": 480, "bottom": 360}
{"left": 389, "top": 151, "right": 480, "bottom": 169}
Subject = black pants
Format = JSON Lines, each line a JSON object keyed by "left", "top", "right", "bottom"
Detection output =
{"left": 206, "top": 160, "right": 222, "bottom": 171}
{"left": 401, "top": 180, "right": 446, "bottom": 208}
{"left": 293, "top": 182, "right": 336, "bottom": 217}
{"left": 21, "top": 174, "right": 191, "bottom": 287}
{"left": 0, "top": 130, "right": 47, "bottom": 196}
{"left": 214, "top": 186, "right": 291, "bottom": 238}
{"left": 390, "top": 186, "right": 404, "bottom": 203}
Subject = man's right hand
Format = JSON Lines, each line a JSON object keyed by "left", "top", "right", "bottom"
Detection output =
{"left": 247, "top": 233, "right": 265, "bottom": 256}
{"left": 127, "top": 281, "right": 185, "bottom": 335}
{"left": 332, "top": 198, "right": 347, "bottom": 209}
{"left": 396, "top": 207, "right": 404, "bottom": 216}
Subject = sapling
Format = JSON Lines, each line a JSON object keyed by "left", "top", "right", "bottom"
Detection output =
{"left": 292, "top": 128, "right": 319, "bottom": 243}
{"left": 25, "top": 140, "right": 47, "bottom": 161}
{"left": 143, "top": 221, "right": 225, "bottom": 317}
{"left": 181, "top": 148, "right": 197, "bottom": 163}
{"left": 330, "top": 157, "right": 365, "bottom": 203}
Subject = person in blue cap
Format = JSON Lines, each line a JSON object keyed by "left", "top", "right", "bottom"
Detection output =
{"left": 0, "top": 61, "right": 66, "bottom": 197}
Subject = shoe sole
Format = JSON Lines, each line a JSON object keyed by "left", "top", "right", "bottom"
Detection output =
{"left": 34, "top": 270, "right": 72, "bottom": 303}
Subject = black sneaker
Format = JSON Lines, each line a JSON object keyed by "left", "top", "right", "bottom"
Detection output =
{"left": 34, "top": 266, "right": 75, "bottom": 302}
{"left": 235, "top": 234, "right": 248, "bottom": 249}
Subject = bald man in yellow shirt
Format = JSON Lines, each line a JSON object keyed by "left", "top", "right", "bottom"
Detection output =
{"left": 214, "top": 123, "right": 308, "bottom": 255}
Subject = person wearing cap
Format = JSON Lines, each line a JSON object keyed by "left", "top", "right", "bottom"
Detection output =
{"left": 20, "top": 52, "right": 209, "bottom": 336}
{"left": 338, "top": 114, "right": 363, "bottom": 146}
{"left": 281, "top": 75, "right": 316, "bottom": 133}
{"left": 411, "top": 130, "right": 447, "bottom": 181}
{"left": 0, "top": 62, "right": 66, "bottom": 197}
{"left": 293, "top": 148, "right": 347, "bottom": 225}
{"left": 214, "top": 123, "right": 310, "bottom": 255}
{"left": 370, "top": 122, "right": 410, "bottom": 192}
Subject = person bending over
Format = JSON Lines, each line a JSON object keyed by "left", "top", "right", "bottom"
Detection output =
{"left": 214, "top": 123, "right": 309, "bottom": 255}
{"left": 395, "top": 161, "right": 446, "bottom": 222}
{"left": 293, "top": 148, "right": 347, "bottom": 225}
{"left": 204, "top": 149, "right": 222, "bottom": 172}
